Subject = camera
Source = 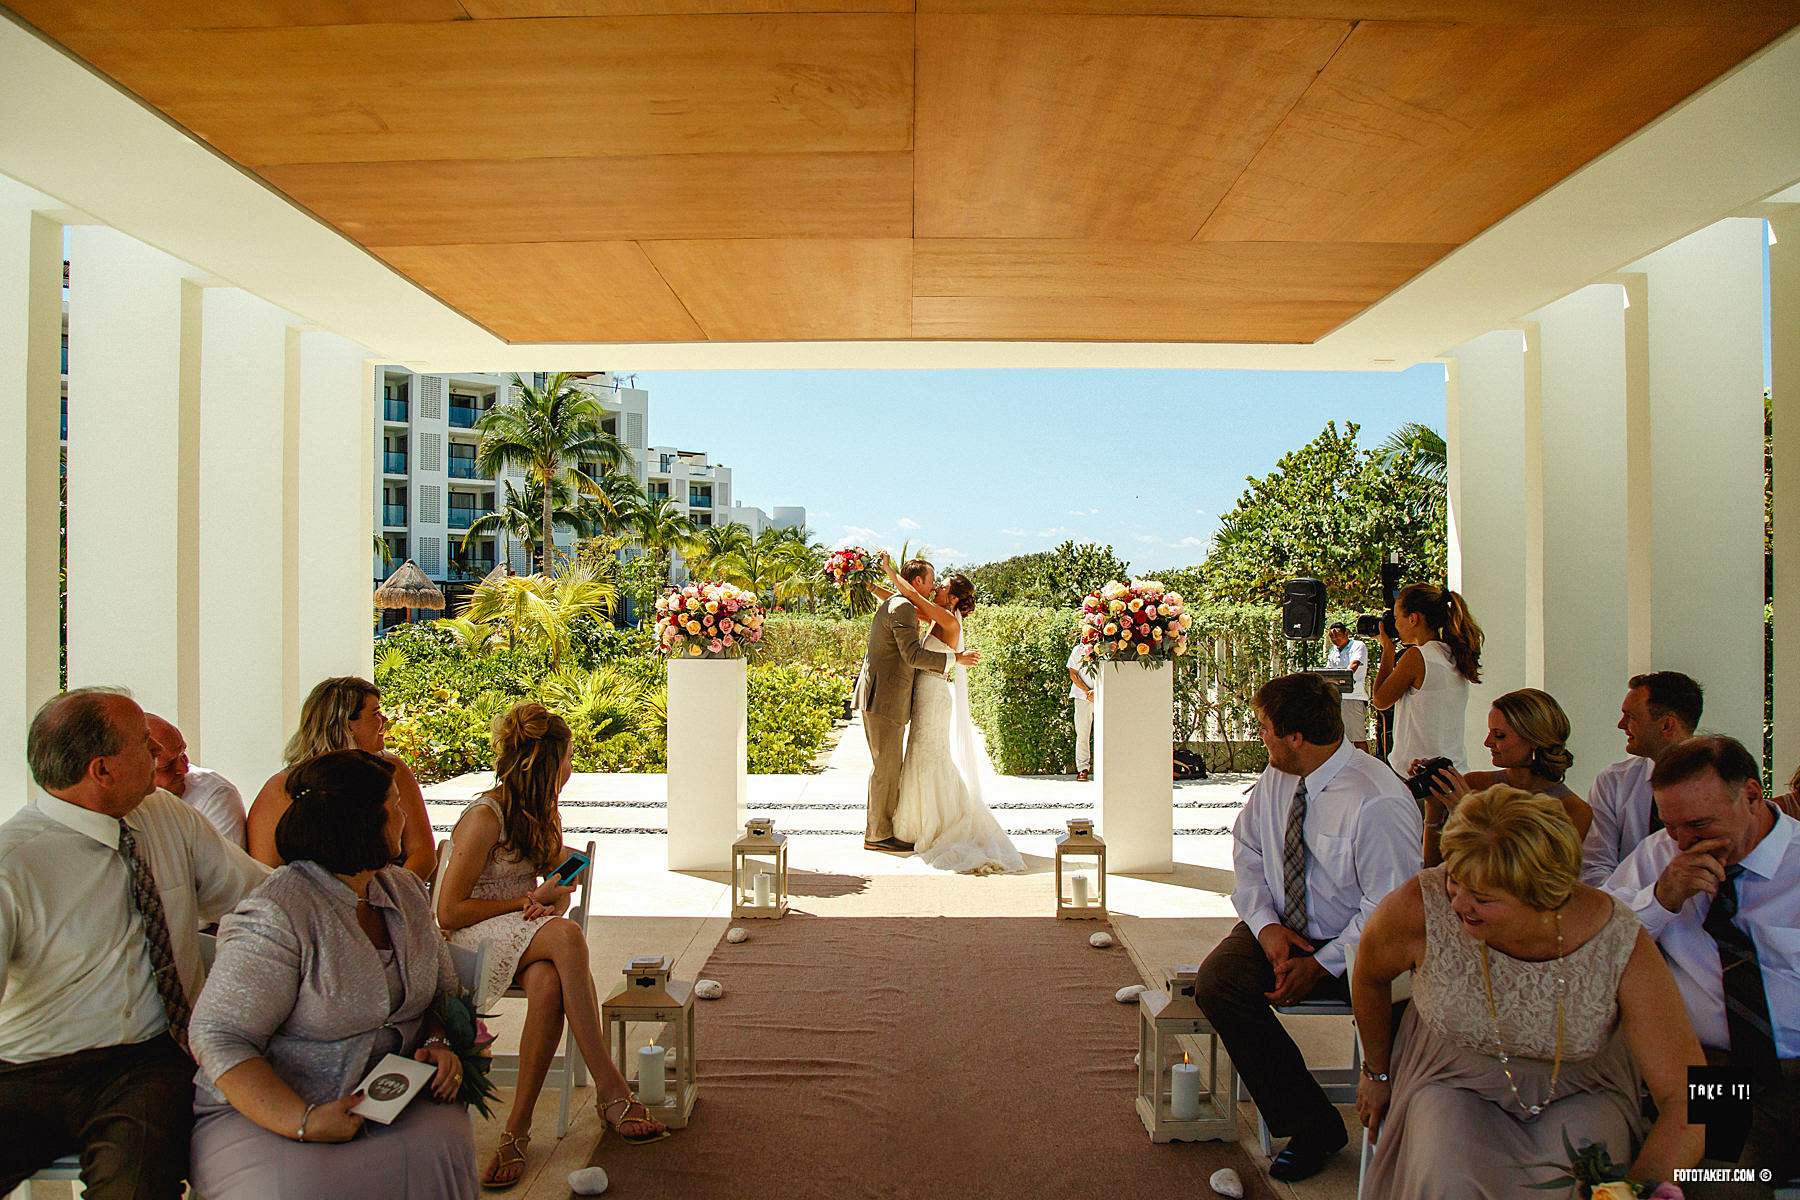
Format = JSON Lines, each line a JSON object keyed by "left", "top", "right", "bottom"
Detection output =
{"left": 1404, "top": 756, "right": 1456, "bottom": 801}
{"left": 1355, "top": 556, "right": 1406, "bottom": 641}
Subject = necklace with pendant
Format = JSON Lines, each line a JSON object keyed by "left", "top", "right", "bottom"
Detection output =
{"left": 1479, "top": 904, "right": 1566, "bottom": 1117}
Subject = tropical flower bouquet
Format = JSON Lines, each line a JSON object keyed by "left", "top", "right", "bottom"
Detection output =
{"left": 656, "top": 581, "right": 765, "bottom": 659}
{"left": 1078, "top": 579, "right": 1191, "bottom": 667}
{"left": 436, "top": 991, "right": 499, "bottom": 1117}
{"left": 822, "top": 546, "right": 883, "bottom": 617}
{"left": 1525, "top": 1133, "right": 1683, "bottom": 1198}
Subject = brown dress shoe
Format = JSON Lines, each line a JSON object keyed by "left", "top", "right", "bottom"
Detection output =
{"left": 1076, "top": 770, "right": 1090, "bottom": 782}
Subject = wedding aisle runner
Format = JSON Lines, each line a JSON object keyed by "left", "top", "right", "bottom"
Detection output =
{"left": 584, "top": 876, "right": 1266, "bottom": 1199}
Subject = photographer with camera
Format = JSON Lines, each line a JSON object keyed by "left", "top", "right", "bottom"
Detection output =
{"left": 1371, "top": 584, "right": 1484, "bottom": 788}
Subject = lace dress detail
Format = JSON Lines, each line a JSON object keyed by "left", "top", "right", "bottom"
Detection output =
{"left": 445, "top": 797, "right": 553, "bottom": 1002}
{"left": 893, "top": 628, "right": 1024, "bottom": 875}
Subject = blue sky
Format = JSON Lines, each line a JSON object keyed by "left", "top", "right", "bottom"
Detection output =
{"left": 635, "top": 365, "right": 1448, "bottom": 573}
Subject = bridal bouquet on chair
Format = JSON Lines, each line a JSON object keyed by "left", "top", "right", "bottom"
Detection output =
{"left": 822, "top": 546, "right": 882, "bottom": 616}
{"left": 656, "top": 582, "right": 765, "bottom": 658}
{"left": 1078, "top": 579, "right": 1191, "bottom": 666}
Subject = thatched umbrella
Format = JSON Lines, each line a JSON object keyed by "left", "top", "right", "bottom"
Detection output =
{"left": 375, "top": 559, "right": 446, "bottom": 624}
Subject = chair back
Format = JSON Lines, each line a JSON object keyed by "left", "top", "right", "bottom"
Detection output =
{"left": 448, "top": 939, "right": 488, "bottom": 1011}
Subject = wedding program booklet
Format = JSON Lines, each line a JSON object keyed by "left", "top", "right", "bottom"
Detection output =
{"left": 350, "top": 1053, "right": 438, "bottom": 1124}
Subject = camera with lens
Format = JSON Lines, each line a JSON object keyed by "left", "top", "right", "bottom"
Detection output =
{"left": 1404, "top": 756, "right": 1456, "bottom": 801}
{"left": 1354, "top": 610, "right": 1397, "bottom": 640}
{"left": 1355, "top": 556, "right": 1406, "bottom": 641}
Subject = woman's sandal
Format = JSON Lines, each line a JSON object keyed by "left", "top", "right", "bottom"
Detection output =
{"left": 600, "top": 1094, "right": 671, "bottom": 1144}
{"left": 481, "top": 1131, "right": 531, "bottom": 1191}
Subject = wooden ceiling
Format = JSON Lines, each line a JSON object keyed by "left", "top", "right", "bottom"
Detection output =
{"left": 7, "top": 1, "right": 1796, "bottom": 344}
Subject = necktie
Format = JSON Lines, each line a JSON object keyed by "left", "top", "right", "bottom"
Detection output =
{"left": 1648, "top": 792, "right": 1664, "bottom": 836}
{"left": 1281, "top": 778, "right": 1309, "bottom": 934}
{"left": 118, "top": 821, "right": 192, "bottom": 1054}
{"left": 1702, "top": 865, "right": 1778, "bottom": 1086}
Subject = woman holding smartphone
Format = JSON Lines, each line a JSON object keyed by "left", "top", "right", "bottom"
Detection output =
{"left": 436, "top": 704, "right": 667, "bottom": 1190}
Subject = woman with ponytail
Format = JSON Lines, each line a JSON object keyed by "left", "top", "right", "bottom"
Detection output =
{"left": 436, "top": 704, "right": 667, "bottom": 1188}
{"left": 1372, "top": 583, "right": 1484, "bottom": 784}
{"left": 1418, "top": 688, "right": 1593, "bottom": 865}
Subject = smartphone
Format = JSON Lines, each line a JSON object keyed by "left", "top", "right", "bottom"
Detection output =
{"left": 547, "top": 849, "right": 591, "bottom": 885}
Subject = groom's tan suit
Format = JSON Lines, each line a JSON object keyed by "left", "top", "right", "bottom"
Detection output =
{"left": 855, "top": 595, "right": 952, "bottom": 841}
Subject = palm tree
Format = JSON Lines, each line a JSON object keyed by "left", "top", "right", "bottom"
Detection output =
{"left": 461, "top": 480, "right": 542, "bottom": 570}
{"left": 625, "top": 495, "right": 700, "bottom": 586}
{"left": 767, "top": 526, "right": 827, "bottom": 610}
{"left": 459, "top": 563, "right": 617, "bottom": 670}
{"left": 686, "top": 522, "right": 752, "bottom": 582}
{"left": 1374, "top": 422, "right": 1447, "bottom": 484}
{"left": 462, "top": 476, "right": 613, "bottom": 570}
{"left": 474, "top": 372, "right": 634, "bottom": 575}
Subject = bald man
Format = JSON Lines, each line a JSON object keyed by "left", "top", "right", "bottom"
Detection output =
{"left": 145, "top": 715, "right": 247, "bottom": 848}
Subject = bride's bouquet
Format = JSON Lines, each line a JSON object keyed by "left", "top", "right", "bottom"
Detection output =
{"left": 655, "top": 582, "right": 765, "bottom": 659}
{"left": 822, "top": 546, "right": 883, "bottom": 617}
{"left": 1078, "top": 579, "right": 1191, "bottom": 667}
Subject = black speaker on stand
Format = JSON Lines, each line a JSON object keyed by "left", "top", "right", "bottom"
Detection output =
{"left": 1281, "top": 578, "right": 1327, "bottom": 640}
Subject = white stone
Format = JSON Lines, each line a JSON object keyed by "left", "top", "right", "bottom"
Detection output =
{"left": 568, "top": 1166, "right": 609, "bottom": 1195}
{"left": 1133, "top": 1053, "right": 1140, "bottom": 1067}
{"left": 1115, "top": 984, "right": 1148, "bottom": 1004}
{"left": 1209, "top": 1167, "right": 1244, "bottom": 1198}
{"left": 1089, "top": 931, "right": 1114, "bottom": 948}
{"left": 725, "top": 927, "right": 749, "bottom": 944}
{"left": 695, "top": 979, "right": 725, "bottom": 1000}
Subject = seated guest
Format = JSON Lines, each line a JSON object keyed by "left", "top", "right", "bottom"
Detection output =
{"left": 247, "top": 676, "right": 435, "bottom": 880}
{"left": 1198, "top": 672, "right": 1421, "bottom": 1182}
{"left": 1355, "top": 786, "right": 1703, "bottom": 1197}
{"left": 0, "top": 688, "right": 266, "bottom": 1198}
{"left": 189, "top": 750, "right": 476, "bottom": 1200}
{"left": 1421, "top": 688, "right": 1593, "bottom": 865}
{"left": 1766, "top": 762, "right": 1800, "bottom": 821}
{"left": 1581, "top": 671, "right": 1702, "bottom": 885}
{"left": 147, "top": 712, "right": 248, "bottom": 847}
{"left": 437, "top": 704, "right": 667, "bottom": 1188}
{"left": 1603, "top": 736, "right": 1799, "bottom": 1184}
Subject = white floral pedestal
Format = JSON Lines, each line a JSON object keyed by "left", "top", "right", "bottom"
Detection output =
{"left": 666, "top": 656, "right": 747, "bottom": 871}
{"left": 1096, "top": 660, "right": 1175, "bottom": 873}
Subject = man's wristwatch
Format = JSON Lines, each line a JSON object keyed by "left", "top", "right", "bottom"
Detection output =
{"left": 1360, "top": 1063, "right": 1391, "bottom": 1083}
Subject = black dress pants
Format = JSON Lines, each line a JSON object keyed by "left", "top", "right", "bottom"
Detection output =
{"left": 1195, "top": 920, "right": 1349, "bottom": 1140}
{"left": 0, "top": 1034, "right": 194, "bottom": 1200}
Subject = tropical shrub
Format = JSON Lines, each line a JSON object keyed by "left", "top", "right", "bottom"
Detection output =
{"left": 963, "top": 606, "right": 1084, "bottom": 774}
{"left": 753, "top": 615, "right": 865, "bottom": 677}
{"left": 747, "top": 665, "right": 850, "bottom": 774}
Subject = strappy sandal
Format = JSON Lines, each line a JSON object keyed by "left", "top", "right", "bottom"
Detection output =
{"left": 481, "top": 1131, "right": 531, "bottom": 1191}
{"left": 600, "top": 1094, "right": 671, "bottom": 1144}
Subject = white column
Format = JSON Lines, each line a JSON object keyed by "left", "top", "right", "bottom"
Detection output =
{"left": 1630, "top": 219, "right": 1768, "bottom": 751}
{"left": 197, "top": 288, "right": 301, "bottom": 791}
{"left": 665, "top": 658, "right": 747, "bottom": 871}
{"left": 1774, "top": 210, "right": 1800, "bottom": 768}
{"left": 0, "top": 181, "right": 64, "bottom": 818}
{"left": 1096, "top": 661, "right": 1173, "bottom": 873}
{"left": 64, "top": 227, "right": 203, "bottom": 732}
{"left": 298, "top": 332, "right": 375, "bottom": 686}
{"left": 1445, "top": 330, "right": 1530, "bottom": 766}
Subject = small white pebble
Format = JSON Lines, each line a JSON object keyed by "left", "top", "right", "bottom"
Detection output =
{"left": 725, "top": 927, "right": 748, "bottom": 944}
{"left": 1209, "top": 1167, "right": 1244, "bottom": 1198}
{"left": 1089, "top": 931, "right": 1114, "bottom": 948}
{"left": 1115, "top": 984, "right": 1148, "bottom": 1004}
{"left": 694, "top": 979, "right": 724, "bottom": 1000}
{"left": 568, "top": 1166, "right": 609, "bottom": 1195}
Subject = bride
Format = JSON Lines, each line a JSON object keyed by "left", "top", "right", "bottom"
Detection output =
{"left": 874, "top": 555, "right": 1024, "bottom": 875}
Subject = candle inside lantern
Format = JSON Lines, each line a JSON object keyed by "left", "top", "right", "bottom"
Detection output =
{"left": 1071, "top": 873, "right": 1090, "bottom": 908}
{"left": 637, "top": 1044, "right": 666, "bottom": 1105}
{"left": 1170, "top": 1057, "right": 1201, "bottom": 1121}
{"left": 752, "top": 870, "right": 772, "bottom": 908}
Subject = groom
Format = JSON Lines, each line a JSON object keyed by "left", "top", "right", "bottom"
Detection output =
{"left": 855, "top": 557, "right": 978, "bottom": 852}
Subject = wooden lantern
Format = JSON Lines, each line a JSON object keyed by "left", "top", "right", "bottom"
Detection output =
{"left": 601, "top": 955, "right": 697, "bottom": 1129}
{"left": 731, "top": 818, "right": 789, "bottom": 919}
{"left": 1054, "top": 818, "right": 1107, "bottom": 919}
{"left": 1135, "top": 964, "right": 1238, "bottom": 1143}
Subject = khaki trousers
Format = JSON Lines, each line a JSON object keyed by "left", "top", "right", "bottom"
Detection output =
{"left": 863, "top": 712, "right": 907, "bottom": 841}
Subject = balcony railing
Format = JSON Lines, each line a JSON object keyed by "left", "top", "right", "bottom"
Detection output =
{"left": 447, "top": 561, "right": 496, "bottom": 581}
{"left": 448, "top": 510, "right": 490, "bottom": 530}
{"left": 382, "top": 504, "right": 407, "bottom": 527}
{"left": 689, "top": 495, "right": 713, "bottom": 508}
{"left": 448, "top": 460, "right": 491, "bottom": 480}
{"left": 383, "top": 452, "right": 407, "bottom": 474}
{"left": 449, "top": 407, "right": 478, "bottom": 429}
{"left": 383, "top": 399, "right": 408, "bottom": 422}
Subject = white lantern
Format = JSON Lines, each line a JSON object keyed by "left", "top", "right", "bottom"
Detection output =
{"left": 731, "top": 818, "right": 788, "bottom": 919}
{"left": 601, "top": 955, "right": 697, "bottom": 1129}
{"left": 1135, "top": 965, "right": 1237, "bottom": 1142}
{"left": 1054, "top": 819, "right": 1107, "bottom": 919}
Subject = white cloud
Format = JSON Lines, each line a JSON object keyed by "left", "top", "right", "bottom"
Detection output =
{"left": 812, "top": 510, "right": 831, "bottom": 519}
{"left": 1133, "top": 533, "right": 1164, "bottom": 544}
{"left": 939, "top": 547, "right": 965, "bottom": 558}
{"left": 1037, "top": 525, "right": 1070, "bottom": 538}
{"left": 833, "top": 524, "right": 881, "bottom": 548}
{"left": 1193, "top": 508, "right": 1206, "bottom": 517}
{"left": 1175, "top": 536, "right": 1207, "bottom": 548}
{"left": 998, "top": 528, "right": 1028, "bottom": 537}
{"left": 896, "top": 517, "right": 921, "bottom": 531}
{"left": 1067, "top": 509, "right": 1086, "bottom": 517}
{"left": 1090, "top": 508, "right": 1101, "bottom": 515}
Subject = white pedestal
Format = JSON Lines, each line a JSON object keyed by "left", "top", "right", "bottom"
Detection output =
{"left": 666, "top": 657, "right": 748, "bottom": 871}
{"left": 1097, "top": 661, "right": 1174, "bottom": 873}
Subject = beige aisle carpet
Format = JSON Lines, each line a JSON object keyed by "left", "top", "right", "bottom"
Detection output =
{"left": 582, "top": 874, "right": 1266, "bottom": 1198}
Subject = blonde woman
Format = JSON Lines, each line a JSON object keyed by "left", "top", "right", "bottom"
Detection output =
{"left": 436, "top": 704, "right": 667, "bottom": 1189}
{"left": 1372, "top": 583, "right": 1484, "bottom": 779}
{"left": 245, "top": 677, "right": 436, "bottom": 881}
{"left": 1422, "top": 688, "right": 1594, "bottom": 865}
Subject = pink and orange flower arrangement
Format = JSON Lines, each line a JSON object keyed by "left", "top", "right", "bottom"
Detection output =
{"left": 823, "top": 546, "right": 883, "bottom": 616}
{"left": 1078, "top": 579, "right": 1191, "bottom": 666}
{"left": 655, "top": 582, "right": 765, "bottom": 659}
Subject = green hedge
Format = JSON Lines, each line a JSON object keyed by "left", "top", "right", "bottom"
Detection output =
{"left": 753, "top": 615, "right": 866, "bottom": 677}
{"left": 963, "top": 606, "right": 1084, "bottom": 774}
{"left": 747, "top": 664, "right": 851, "bottom": 774}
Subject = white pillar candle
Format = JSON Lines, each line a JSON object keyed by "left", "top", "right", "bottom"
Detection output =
{"left": 1170, "top": 1061, "right": 1202, "bottom": 1121}
{"left": 753, "top": 870, "right": 772, "bottom": 907}
{"left": 636, "top": 1044, "right": 666, "bottom": 1105}
{"left": 1071, "top": 874, "right": 1090, "bottom": 908}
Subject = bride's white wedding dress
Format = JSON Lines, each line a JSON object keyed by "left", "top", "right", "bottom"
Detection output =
{"left": 892, "top": 624, "right": 1025, "bottom": 875}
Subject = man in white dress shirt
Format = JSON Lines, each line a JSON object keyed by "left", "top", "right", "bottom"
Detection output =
{"left": 0, "top": 688, "right": 267, "bottom": 1199}
{"left": 145, "top": 713, "right": 247, "bottom": 848}
{"left": 1580, "top": 670, "right": 1703, "bottom": 886}
{"left": 1197, "top": 672, "right": 1421, "bottom": 1182}
{"left": 1325, "top": 622, "right": 1370, "bottom": 751}
{"left": 1604, "top": 736, "right": 1798, "bottom": 1184}
{"left": 1066, "top": 643, "right": 1096, "bottom": 781}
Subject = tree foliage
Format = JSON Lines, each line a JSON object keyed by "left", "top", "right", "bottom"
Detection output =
{"left": 965, "top": 541, "right": 1134, "bottom": 609}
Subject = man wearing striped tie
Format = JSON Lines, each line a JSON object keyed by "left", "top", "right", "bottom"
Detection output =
{"left": 1197, "top": 672, "right": 1420, "bottom": 1182}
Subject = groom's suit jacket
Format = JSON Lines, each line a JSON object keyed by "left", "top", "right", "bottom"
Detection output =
{"left": 854, "top": 595, "right": 951, "bottom": 724}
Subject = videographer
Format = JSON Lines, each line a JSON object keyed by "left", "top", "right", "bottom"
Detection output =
{"left": 1371, "top": 584, "right": 1484, "bottom": 786}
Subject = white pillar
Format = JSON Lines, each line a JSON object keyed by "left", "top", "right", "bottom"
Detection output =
{"left": 1774, "top": 210, "right": 1800, "bottom": 771}
{"left": 1631, "top": 219, "right": 1768, "bottom": 752}
{"left": 197, "top": 289, "right": 301, "bottom": 791}
{"left": 0, "top": 181, "right": 64, "bottom": 818}
{"left": 297, "top": 332, "right": 375, "bottom": 686}
{"left": 1445, "top": 330, "right": 1530, "bottom": 767}
{"left": 665, "top": 658, "right": 747, "bottom": 871}
{"left": 1096, "top": 661, "right": 1174, "bottom": 873}
{"left": 64, "top": 226, "right": 202, "bottom": 732}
